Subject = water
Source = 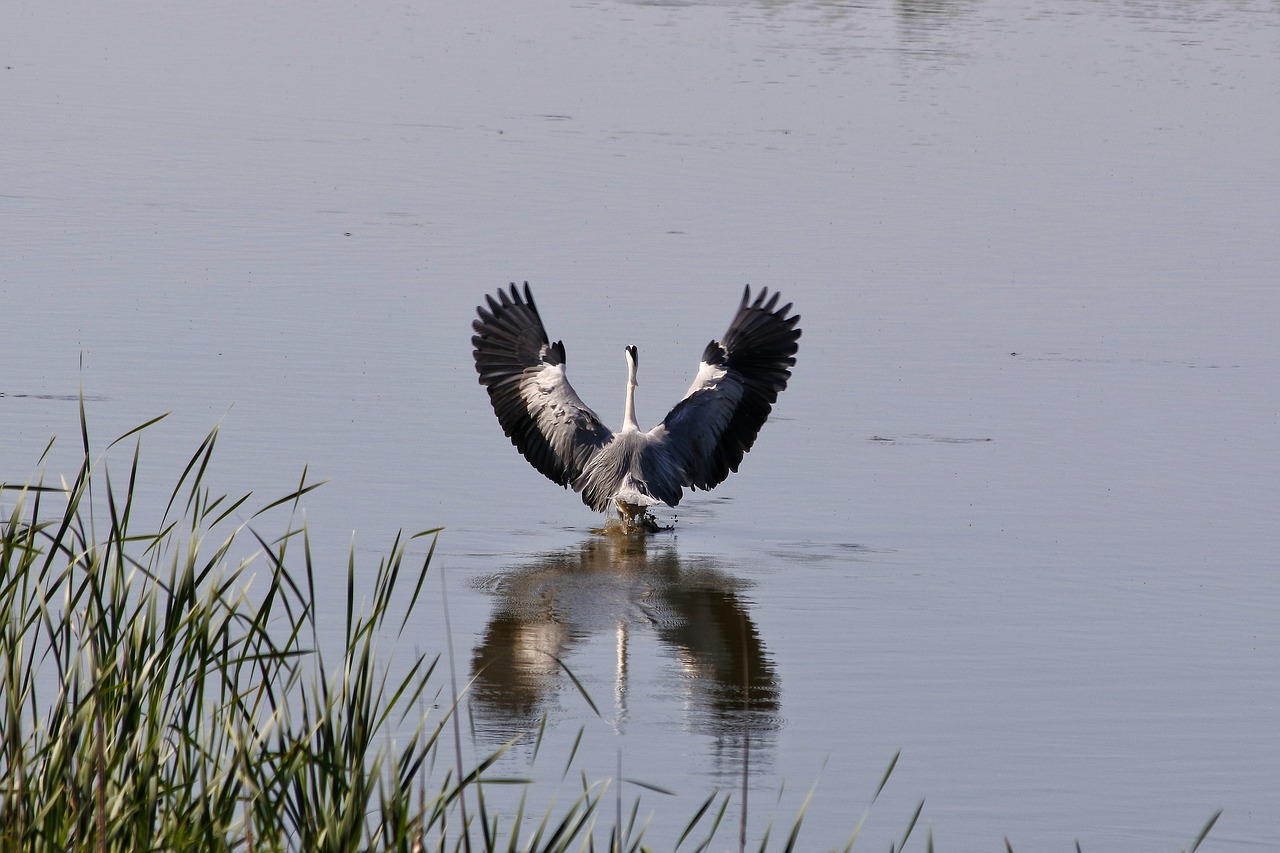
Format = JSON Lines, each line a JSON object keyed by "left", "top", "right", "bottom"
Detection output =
{"left": 4, "top": 0, "right": 1279, "bottom": 848}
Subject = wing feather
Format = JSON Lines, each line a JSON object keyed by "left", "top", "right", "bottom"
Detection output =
{"left": 655, "top": 285, "right": 801, "bottom": 491}
{"left": 472, "top": 282, "right": 613, "bottom": 487}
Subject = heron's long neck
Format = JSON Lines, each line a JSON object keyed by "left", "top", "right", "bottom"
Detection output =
{"left": 622, "top": 351, "right": 639, "bottom": 432}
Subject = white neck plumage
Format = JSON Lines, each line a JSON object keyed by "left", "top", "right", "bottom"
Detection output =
{"left": 621, "top": 345, "right": 640, "bottom": 432}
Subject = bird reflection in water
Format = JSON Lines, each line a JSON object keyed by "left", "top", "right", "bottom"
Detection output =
{"left": 469, "top": 535, "right": 779, "bottom": 768}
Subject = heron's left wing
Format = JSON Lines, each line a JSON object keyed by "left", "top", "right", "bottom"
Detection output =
{"left": 473, "top": 282, "right": 614, "bottom": 487}
{"left": 652, "top": 286, "right": 801, "bottom": 491}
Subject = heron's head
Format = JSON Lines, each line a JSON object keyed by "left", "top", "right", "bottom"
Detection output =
{"left": 624, "top": 345, "right": 638, "bottom": 383}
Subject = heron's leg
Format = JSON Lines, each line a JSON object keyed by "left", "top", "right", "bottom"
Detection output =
{"left": 614, "top": 499, "right": 644, "bottom": 532}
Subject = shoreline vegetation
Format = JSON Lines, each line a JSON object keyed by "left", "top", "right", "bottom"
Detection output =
{"left": 1, "top": 407, "right": 1219, "bottom": 852}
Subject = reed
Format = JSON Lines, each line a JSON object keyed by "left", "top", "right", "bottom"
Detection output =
{"left": 2, "top": 406, "right": 555, "bottom": 852}
{"left": 0, "top": 408, "right": 734, "bottom": 852}
{"left": 1, "top": 407, "right": 446, "bottom": 851}
{"left": 0, "top": 404, "right": 1221, "bottom": 852}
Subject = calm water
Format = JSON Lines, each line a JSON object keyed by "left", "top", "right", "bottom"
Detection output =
{"left": 4, "top": 0, "right": 1279, "bottom": 849}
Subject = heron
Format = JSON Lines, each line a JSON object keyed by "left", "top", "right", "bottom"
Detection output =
{"left": 472, "top": 282, "right": 801, "bottom": 530}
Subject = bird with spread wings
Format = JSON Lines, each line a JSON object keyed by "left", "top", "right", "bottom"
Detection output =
{"left": 472, "top": 282, "right": 801, "bottom": 529}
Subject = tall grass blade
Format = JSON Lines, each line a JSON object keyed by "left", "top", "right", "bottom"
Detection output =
{"left": 674, "top": 789, "right": 720, "bottom": 851}
{"left": 563, "top": 725, "right": 586, "bottom": 780}
{"left": 875, "top": 749, "right": 900, "bottom": 800}
{"left": 549, "top": 654, "right": 600, "bottom": 718}
{"left": 440, "top": 565, "right": 472, "bottom": 853}
{"left": 251, "top": 469, "right": 327, "bottom": 518}
{"left": 531, "top": 711, "right": 549, "bottom": 763}
{"left": 841, "top": 750, "right": 902, "bottom": 852}
{"left": 400, "top": 528, "right": 442, "bottom": 636}
{"left": 622, "top": 777, "right": 676, "bottom": 797}
{"left": 616, "top": 749, "right": 623, "bottom": 853}
{"left": 897, "top": 798, "right": 924, "bottom": 853}
{"left": 738, "top": 612, "right": 751, "bottom": 853}
{"left": 106, "top": 412, "right": 170, "bottom": 450}
{"left": 688, "top": 794, "right": 730, "bottom": 853}
{"left": 1187, "top": 809, "right": 1222, "bottom": 853}
{"left": 780, "top": 780, "right": 819, "bottom": 853}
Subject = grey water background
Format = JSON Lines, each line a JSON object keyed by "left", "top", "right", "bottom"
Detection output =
{"left": 4, "top": 0, "right": 1279, "bottom": 848}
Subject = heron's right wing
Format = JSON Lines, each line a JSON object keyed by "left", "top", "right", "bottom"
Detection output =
{"left": 472, "top": 282, "right": 614, "bottom": 487}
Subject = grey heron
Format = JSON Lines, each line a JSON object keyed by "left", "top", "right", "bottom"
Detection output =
{"left": 472, "top": 283, "right": 801, "bottom": 529}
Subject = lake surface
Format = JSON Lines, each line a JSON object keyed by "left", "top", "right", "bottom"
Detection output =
{"left": 4, "top": 0, "right": 1279, "bottom": 849}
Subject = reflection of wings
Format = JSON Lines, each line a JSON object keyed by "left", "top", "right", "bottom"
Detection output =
{"left": 468, "top": 612, "right": 569, "bottom": 725}
{"left": 651, "top": 570, "right": 778, "bottom": 719}
{"left": 469, "top": 537, "right": 779, "bottom": 753}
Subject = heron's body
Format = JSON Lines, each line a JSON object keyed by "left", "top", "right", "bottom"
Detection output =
{"left": 472, "top": 283, "right": 800, "bottom": 528}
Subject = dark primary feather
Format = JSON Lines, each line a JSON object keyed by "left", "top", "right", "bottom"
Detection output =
{"left": 473, "top": 282, "right": 800, "bottom": 513}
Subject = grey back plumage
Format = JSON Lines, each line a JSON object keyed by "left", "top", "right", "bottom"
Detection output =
{"left": 472, "top": 282, "right": 801, "bottom": 514}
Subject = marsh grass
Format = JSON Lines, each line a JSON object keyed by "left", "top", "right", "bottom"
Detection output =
{"left": 0, "top": 405, "right": 1221, "bottom": 852}
{"left": 0, "top": 408, "right": 803, "bottom": 852}
{"left": 1, "top": 407, "right": 629, "bottom": 852}
{"left": 0, "top": 407, "right": 450, "bottom": 851}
